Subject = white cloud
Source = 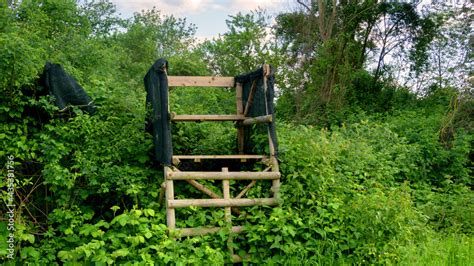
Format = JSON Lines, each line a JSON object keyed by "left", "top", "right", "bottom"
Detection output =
{"left": 113, "top": 0, "right": 219, "bottom": 16}
{"left": 112, "top": 0, "right": 285, "bottom": 17}
{"left": 228, "top": 0, "right": 282, "bottom": 11}
{"left": 110, "top": 0, "right": 291, "bottom": 39}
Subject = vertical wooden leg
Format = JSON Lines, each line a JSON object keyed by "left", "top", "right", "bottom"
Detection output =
{"left": 268, "top": 128, "right": 280, "bottom": 199}
{"left": 222, "top": 168, "right": 231, "bottom": 223}
{"left": 236, "top": 83, "right": 244, "bottom": 155}
{"left": 272, "top": 178, "right": 280, "bottom": 199}
{"left": 237, "top": 128, "right": 244, "bottom": 155}
{"left": 222, "top": 167, "right": 234, "bottom": 258}
{"left": 165, "top": 166, "right": 176, "bottom": 230}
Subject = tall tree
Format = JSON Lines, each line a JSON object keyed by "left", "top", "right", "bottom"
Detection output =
{"left": 117, "top": 8, "right": 196, "bottom": 79}
{"left": 275, "top": 0, "right": 437, "bottom": 122}
{"left": 408, "top": 1, "right": 473, "bottom": 94}
{"left": 199, "top": 10, "right": 274, "bottom": 76}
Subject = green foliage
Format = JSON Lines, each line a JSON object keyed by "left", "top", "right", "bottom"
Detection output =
{"left": 274, "top": 1, "right": 443, "bottom": 125}
{"left": 238, "top": 118, "right": 471, "bottom": 264}
{"left": 385, "top": 109, "right": 472, "bottom": 186}
{"left": 398, "top": 233, "right": 474, "bottom": 265}
{"left": 200, "top": 10, "right": 279, "bottom": 76}
{"left": 0, "top": 1, "right": 472, "bottom": 265}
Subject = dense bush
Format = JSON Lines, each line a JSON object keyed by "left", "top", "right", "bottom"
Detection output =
{"left": 3, "top": 107, "right": 472, "bottom": 264}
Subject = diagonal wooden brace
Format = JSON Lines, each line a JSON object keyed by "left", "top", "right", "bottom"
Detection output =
{"left": 185, "top": 179, "right": 241, "bottom": 216}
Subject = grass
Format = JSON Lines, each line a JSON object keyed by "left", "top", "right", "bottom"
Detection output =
{"left": 399, "top": 233, "right": 473, "bottom": 265}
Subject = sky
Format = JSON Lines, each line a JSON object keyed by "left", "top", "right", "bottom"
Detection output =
{"left": 110, "top": 0, "right": 295, "bottom": 40}
{"left": 108, "top": 0, "right": 463, "bottom": 41}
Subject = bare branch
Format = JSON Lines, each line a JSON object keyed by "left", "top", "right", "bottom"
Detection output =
{"left": 297, "top": 0, "right": 312, "bottom": 13}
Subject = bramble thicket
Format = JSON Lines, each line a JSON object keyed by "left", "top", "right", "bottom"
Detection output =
{"left": 0, "top": 0, "right": 473, "bottom": 264}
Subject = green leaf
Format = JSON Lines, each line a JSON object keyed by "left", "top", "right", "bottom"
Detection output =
{"left": 144, "top": 209, "right": 155, "bottom": 217}
{"left": 112, "top": 248, "right": 129, "bottom": 258}
{"left": 144, "top": 231, "right": 153, "bottom": 239}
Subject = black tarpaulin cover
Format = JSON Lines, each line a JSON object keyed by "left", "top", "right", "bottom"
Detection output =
{"left": 235, "top": 65, "right": 279, "bottom": 156}
{"left": 144, "top": 59, "right": 173, "bottom": 165}
{"left": 41, "top": 62, "right": 96, "bottom": 114}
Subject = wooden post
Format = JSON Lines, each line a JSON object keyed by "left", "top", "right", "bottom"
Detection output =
{"left": 158, "top": 182, "right": 166, "bottom": 204}
{"left": 222, "top": 168, "right": 231, "bottom": 223}
{"left": 236, "top": 83, "right": 244, "bottom": 116}
{"left": 271, "top": 156, "right": 280, "bottom": 200}
{"left": 243, "top": 80, "right": 258, "bottom": 117}
{"left": 165, "top": 166, "right": 176, "bottom": 230}
{"left": 222, "top": 167, "right": 234, "bottom": 259}
{"left": 262, "top": 64, "right": 281, "bottom": 200}
{"left": 236, "top": 83, "right": 244, "bottom": 155}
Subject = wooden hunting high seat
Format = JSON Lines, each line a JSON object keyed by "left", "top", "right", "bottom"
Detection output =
{"left": 149, "top": 63, "right": 280, "bottom": 247}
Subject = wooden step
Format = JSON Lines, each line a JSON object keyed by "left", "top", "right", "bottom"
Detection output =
{"left": 167, "top": 171, "right": 280, "bottom": 180}
{"left": 168, "top": 76, "right": 234, "bottom": 87}
{"left": 168, "top": 198, "right": 278, "bottom": 208}
{"left": 171, "top": 114, "right": 245, "bottom": 121}
{"left": 175, "top": 226, "right": 244, "bottom": 237}
{"left": 172, "top": 155, "right": 267, "bottom": 160}
{"left": 242, "top": 115, "right": 272, "bottom": 126}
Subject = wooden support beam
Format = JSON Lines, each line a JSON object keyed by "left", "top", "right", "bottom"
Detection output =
{"left": 271, "top": 156, "right": 281, "bottom": 200}
{"left": 186, "top": 179, "right": 221, "bottom": 199}
{"left": 242, "top": 115, "right": 273, "bottom": 126}
{"left": 172, "top": 156, "right": 181, "bottom": 165}
{"left": 236, "top": 83, "right": 244, "bottom": 115}
{"left": 172, "top": 155, "right": 266, "bottom": 160}
{"left": 158, "top": 182, "right": 166, "bottom": 204}
{"left": 243, "top": 80, "right": 258, "bottom": 117}
{"left": 235, "top": 180, "right": 257, "bottom": 199}
{"left": 176, "top": 226, "right": 244, "bottom": 237}
{"left": 222, "top": 168, "right": 231, "bottom": 223}
{"left": 171, "top": 114, "right": 245, "bottom": 121}
{"left": 167, "top": 171, "right": 280, "bottom": 180}
{"left": 222, "top": 168, "right": 234, "bottom": 258}
{"left": 168, "top": 198, "right": 278, "bottom": 208}
{"left": 168, "top": 166, "right": 241, "bottom": 215}
{"left": 262, "top": 65, "right": 281, "bottom": 201}
{"left": 168, "top": 76, "right": 234, "bottom": 87}
{"left": 185, "top": 179, "right": 241, "bottom": 216}
{"left": 165, "top": 167, "right": 176, "bottom": 230}
{"left": 236, "top": 83, "right": 244, "bottom": 154}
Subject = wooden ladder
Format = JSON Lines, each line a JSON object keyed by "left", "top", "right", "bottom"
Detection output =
{"left": 163, "top": 67, "right": 280, "bottom": 261}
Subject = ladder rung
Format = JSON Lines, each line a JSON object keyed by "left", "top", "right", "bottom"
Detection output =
{"left": 242, "top": 115, "right": 272, "bottom": 126}
{"left": 172, "top": 155, "right": 267, "bottom": 160}
{"left": 167, "top": 171, "right": 280, "bottom": 180}
{"left": 171, "top": 114, "right": 245, "bottom": 121}
{"left": 168, "top": 76, "right": 235, "bottom": 87}
{"left": 168, "top": 198, "right": 278, "bottom": 208}
{"left": 175, "top": 226, "right": 244, "bottom": 237}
